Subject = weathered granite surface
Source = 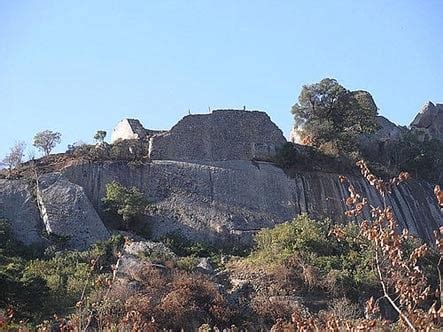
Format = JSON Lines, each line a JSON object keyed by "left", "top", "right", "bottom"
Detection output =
{"left": 149, "top": 110, "right": 286, "bottom": 161}
{"left": 62, "top": 160, "right": 443, "bottom": 245}
{"left": 358, "top": 115, "right": 407, "bottom": 160}
{"left": 410, "top": 101, "right": 443, "bottom": 141}
{"left": 1, "top": 158, "right": 442, "bottom": 248}
{"left": 37, "top": 172, "right": 110, "bottom": 250}
{"left": 0, "top": 178, "right": 46, "bottom": 245}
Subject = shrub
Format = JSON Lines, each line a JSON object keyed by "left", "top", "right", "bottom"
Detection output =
{"left": 0, "top": 224, "right": 123, "bottom": 326}
{"left": 244, "top": 214, "right": 377, "bottom": 298}
{"left": 156, "top": 272, "right": 234, "bottom": 329}
{"left": 102, "top": 181, "right": 150, "bottom": 230}
{"left": 175, "top": 256, "right": 199, "bottom": 271}
{"left": 23, "top": 251, "right": 92, "bottom": 313}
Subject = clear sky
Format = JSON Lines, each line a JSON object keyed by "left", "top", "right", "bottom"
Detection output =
{"left": 0, "top": 1, "right": 442, "bottom": 158}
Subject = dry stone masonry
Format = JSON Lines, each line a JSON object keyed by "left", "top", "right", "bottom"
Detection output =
{"left": 112, "top": 110, "right": 287, "bottom": 161}
{"left": 111, "top": 118, "right": 166, "bottom": 143}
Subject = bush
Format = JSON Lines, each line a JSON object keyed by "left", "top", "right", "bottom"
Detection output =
{"left": 391, "top": 132, "right": 443, "bottom": 183}
{"left": 274, "top": 142, "right": 355, "bottom": 175}
{"left": 0, "top": 222, "right": 124, "bottom": 326}
{"left": 102, "top": 181, "right": 150, "bottom": 230}
{"left": 24, "top": 251, "right": 91, "bottom": 312}
{"left": 244, "top": 214, "right": 377, "bottom": 298}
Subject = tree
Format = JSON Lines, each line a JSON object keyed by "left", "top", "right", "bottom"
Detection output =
{"left": 102, "top": 181, "right": 149, "bottom": 228}
{"left": 291, "top": 78, "right": 378, "bottom": 156}
{"left": 94, "top": 130, "right": 107, "bottom": 144}
{"left": 33, "top": 130, "right": 61, "bottom": 156}
{"left": 2, "top": 142, "right": 26, "bottom": 170}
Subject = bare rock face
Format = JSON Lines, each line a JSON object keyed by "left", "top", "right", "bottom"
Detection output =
{"left": 124, "top": 240, "right": 175, "bottom": 258}
{"left": 359, "top": 116, "right": 407, "bottom": 160}
{"left": 0, "top": 178, "right": 46, "bottom": 245}
{"left": 36, "top": 172, "right": 110, "bottom": 250}
{"left": 410, "top": 101, "right": 443, "bottom": 141}
{"left": 1, "top": 158, "right": 442, "bottom": 249}
{"left": 62, "top": 160, "right": 443, "bottom": 245}
{"left": 149, "top": 110, "right": 286, "bottom": 161}
{"left": 116, "top": 241, "right": 176, "bottom": 283}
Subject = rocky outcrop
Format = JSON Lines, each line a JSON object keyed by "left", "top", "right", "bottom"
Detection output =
{"left": 116, "top": 240, "right": 176, "bottom": 283}
{"left": 1, "top": 158, "right": 442, "bottom": 249}
{"left": 149, "top": 110, "right": 286, "bottom": 161}
{"left": 62, "top": 159, "right": 443, "bottom": 245}
{"left": 352, "top": 90, "right": 378, "bottom": 114}
{"left": 410, "top": 101, "right": 443, "bottom": 141}
{"left": 0, "top": 178, "right": 46, "bottom": 245}
{"left": 36, "top": 172, "right": 110, "bottom": 250}
{"left": 359, "top": 116, "right": 407, "bottom": 160}
{"left": 123, "top": 240, "right": 175, "bottom": 259}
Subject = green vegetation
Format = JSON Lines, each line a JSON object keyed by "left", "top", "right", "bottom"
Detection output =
{"left": 0, "top": 221, "right": 50, "bottom": 323}
{"left": 0, "top": 218, "right": 124, "bottom": 325}
{"left": 93, "top": 130, "right": 107, "bottom": 144}
{"left": 391, "top": 132, "right": 443, "bottom": 183}
{"left": 244, "top": 214, "right": 378, "bottom": 298}
{"left": 1, "top": 210, "right": 439, "bottom": 330}
{"left": 274, "top": 142, "right": 355, "bottom": 175}
{"left": 102, "top": 181, "right": 150, "bottom": 230}
{"left": 291, "top": 78, "right": 378, "bottom": 156}
{"left": 161, "top": 231, "right": 249, "bottom": 269}
{"left": 33, "top": 130, "right": 62, "bottom": 156}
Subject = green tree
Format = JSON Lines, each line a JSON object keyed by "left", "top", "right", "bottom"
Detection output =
{"left": 33, "top": 130, "right": 61, "bottom": 156}
{"left": 102, "top": 181, "right": 149, "bottom": 228}
{"left": 94, "top": 130, "right": 107, "bottom": 144}
{"left": 291, "top": 78, "right": 378, "bottom": 156}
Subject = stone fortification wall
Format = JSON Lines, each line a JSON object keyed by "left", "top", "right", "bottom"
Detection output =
{"left": 149, "top": 110, "right": 286, "bottom": 161}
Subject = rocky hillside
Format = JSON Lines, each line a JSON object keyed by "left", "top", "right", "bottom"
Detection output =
{"left": 1, "top": 157, "right": 442, "bottom": 250}
{"left": 1, "top": 108, "right": 442, "bottom": 251}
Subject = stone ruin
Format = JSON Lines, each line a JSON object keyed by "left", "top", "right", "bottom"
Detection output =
{"left": 111, "top": 119, "right": 166, "bottom": 142}
{"left": 111, "top": 109, "right": 287, "bottom": 161}
{"left": 111, "top": 102, "right": 442, "bottom": 163}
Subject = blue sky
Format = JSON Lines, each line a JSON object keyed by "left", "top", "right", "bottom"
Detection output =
{"left": 0, "top": 1, "right": 442, "bottom": 158}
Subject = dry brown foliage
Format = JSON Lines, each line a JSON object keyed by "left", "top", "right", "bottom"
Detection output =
{"left": 72, "top": 262, "right": 235, "bottom": 331}
{"left": 272, "top": 160, "right": 443, "bottom": 331}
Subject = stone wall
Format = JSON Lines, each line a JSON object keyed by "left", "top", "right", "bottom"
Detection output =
{"left": 111, "top": 119, "right": 165, "bottom": 143}
{"left": 149, "top": 110, "right": 286, "bottom": 161}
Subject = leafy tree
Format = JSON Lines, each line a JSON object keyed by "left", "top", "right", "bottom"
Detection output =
{"left": 2, "top": 141, "right": 26, "bottom": 170}
{"left": 33, "top": 130, "right": 61, "bottom": 156}
{"left": 291, "top": 78, "right": 378, "bottom": 156}
{"left": 94, "top": 130, "right": 107, "bottom": 144}
{"left": 102, "top": 181, "right": 149, "bottom": 228}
